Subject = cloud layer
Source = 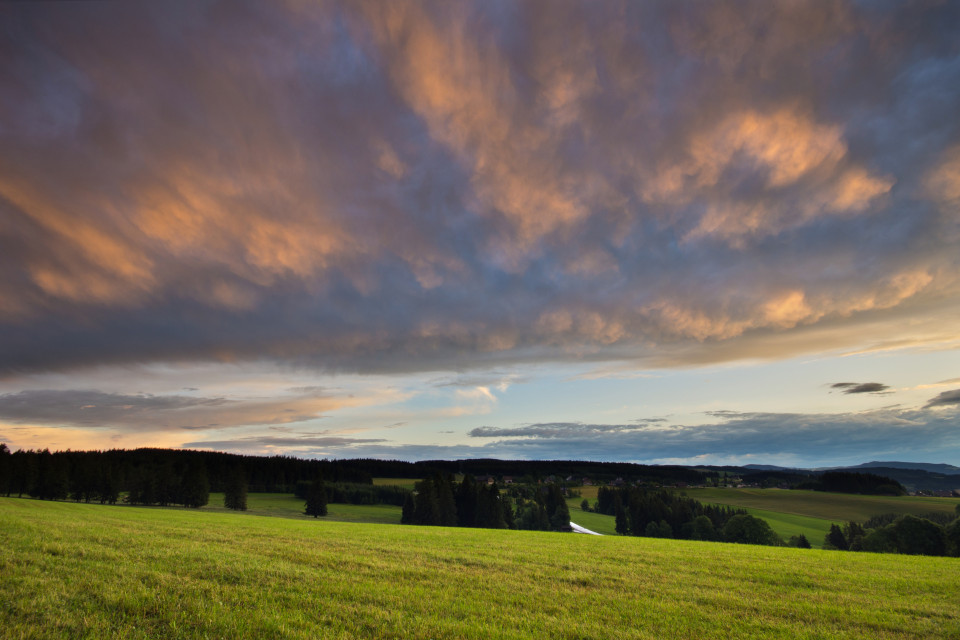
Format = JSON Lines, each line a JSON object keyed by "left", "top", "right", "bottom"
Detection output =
{"left": 1, "top": 1, "right": 958, "bottom": 377}
{"left": 174, "top": 402, "right": 960, "bottom": 467}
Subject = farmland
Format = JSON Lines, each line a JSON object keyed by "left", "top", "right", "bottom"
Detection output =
{"left": 2, "top": 498, "right": 958, "bottom": 639}
{"left": 196, "top": 492, "right": 403, "bottom": 525}
{"left": 680, "top": 488, "right": 958, "bottom": 522}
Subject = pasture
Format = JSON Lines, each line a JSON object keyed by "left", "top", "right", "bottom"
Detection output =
{"left": 198, "top": 492, "right": 402, "bottom": 524}
{"left": 2, "top": 498, "right": 958, "bottom": 639}
{"left": 681, "top": 488, "right": 958, "bottom": 522}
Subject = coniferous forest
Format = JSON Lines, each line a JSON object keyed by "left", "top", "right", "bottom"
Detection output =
{"left": 2, "top": 444, "right": 957, "bottom": 556}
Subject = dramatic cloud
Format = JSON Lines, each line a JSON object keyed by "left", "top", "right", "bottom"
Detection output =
{"left": 462, "top": 408, "right": 960, "bottom": 465}
{"left": 831, "top": 382, "right": 891, "bottom": 395}
{"left": 0, "top": 0, "right": 958, "bottom": 377}
{"left": 3, "top": 2, "right": 960, "bottom": 465}
{"left": 925, "top": 389, "right": 960, "bottom": 408}
{"left": 182, "top": 436, "right": 387, "bottom": 456}
{"left": 186, "top": 405, "right": 960, "bottom": 465}
{"left": 0, "top": 388, "right": 351, "bottom": 431}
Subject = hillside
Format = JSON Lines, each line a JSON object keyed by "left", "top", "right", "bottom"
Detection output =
{"left": 847, "top": 461, "right": 960, "bottom": 474}
{"left": 2, "top": 498, "right": 958, "bottom": 639}
{"left": 681, "top": 488, "right": 958, "bottom": 523}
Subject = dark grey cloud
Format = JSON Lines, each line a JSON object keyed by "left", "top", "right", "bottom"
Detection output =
{"left": 0, "top": 389, "right": 226, "bottom": 426}
{"left": 187, "top": 406, "right": 960, "bottom": 465}
{"left": 0, "top": 388, "right": 340, "bottom": 431}
{"left": 181, "top": 436, "right": 386, "bottom": 453}
{"left": 831, "top": 382, "right": 891, "bottom": 394}
{"left": 925, "top": 389, "right": 960, "bottom": 408}
{"left": 432, "top": 373, "right": 527, "bottom": 389}
{"left": 461, "top": 407, "right": 960, "bottom": 464}
{"left": 0, "top": 1, "right": 958, "bottom": 376}
{"left": 469, "top": 423, "right": 642, "bottom": 439}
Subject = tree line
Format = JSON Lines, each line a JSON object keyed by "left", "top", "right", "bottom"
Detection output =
{"left": 797, "top": 471, "right": 906, "bottom": 496}
{"left": 590, "top": 486, "right": 778, "bottom": 543}
{"left": 0, "top": 446, "right": 371, "bottom": 504}
{"left": 294, "top": 480, "right": 410, "bottom": 506}
{"left": 400, "top": 474, "right": 572, "bottom": 531}
{"left": 823, "top": 506, "right": 960, "bottom": 556}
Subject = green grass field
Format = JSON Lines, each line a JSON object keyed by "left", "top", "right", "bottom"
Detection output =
{"left": 372, "top": 477, "right": 419, "bottom": 489}
{"left": 566, "top": 500, "right": 617, "bottom": 535}
{"left": 734, "top": 507, "right": 832, "bottom": 548}
{"left": 197, "top": 492, "right": 403, "bottom": 524}
{"left": 566, "top": 497, "right": 832, "bottom": 546}
{"left": 680, "top": 488, "right": 959, "bottom": 523}
{"left": 2, "top": 498, "right": 957, "bottom": 639}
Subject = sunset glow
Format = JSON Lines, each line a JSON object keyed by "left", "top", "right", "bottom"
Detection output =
{"left": 1, "top": 1, "right": 958, "bottom": 465}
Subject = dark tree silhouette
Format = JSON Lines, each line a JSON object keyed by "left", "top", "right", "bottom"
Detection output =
{"left": 945, "top": 517, "right": 960, "bottom": 557}
{"left": 180, "top": 460, "right": 210, "bottom": 508}
{"left": 401, "top": 492, "right": 415, "bottom": 524}
{"left": 789, "top": 534, "right": 812, "bottom": 549}
{"left": 887, "top": 515, "right": 946, "bottom": 556}
{"left": 435, "top": 473, "right": 458, "bottom": 527}
{"left": 455, "top": 475, "right": 478, "bottom": 527}
{"left": 615, "top": 501, "right": 629, "bottom": 535}
{"left": 723, "top": 514, "right": 781, "bottom": 546}
{"left": 825, "top": 524, "right": 849, "bottom": 550}
{"left": 0, "top": 443, "right": 10, "bottom": 497}
{"left": 224, "top": 466, "right": 248, "bottom": 511}
{"left": 304, "top": 478, "right": 328, "bottom": 517}
{"left": 689, "top": 515, "right": 715, "bottom": 541}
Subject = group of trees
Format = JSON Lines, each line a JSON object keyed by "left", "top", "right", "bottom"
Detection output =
{"left": 300, "top": 458, "right": 714, "bottom": 486}
{"left": 509, "top": 483, "right": 571, "bottom": 531}
{"left": 592, "top": 486, "right": 762, "bottom": 542}
{"left": 294, "top": 480, "right": 409, "bottom": 507}
{"left": 399, "top": 475, "right": 573, "bottom": 532}
{"left": 0, "top": 446, "right": 369, "bottom": 502}
{"left": 0, "top": 446, "right": 254, "bottom": 511}
{"left": 402, "top": 474, "right": 522, "bottom": 529}
{"left": 304, "top": 478, "right": 328, "bottom": 517}
{"left": 798, "top": 471, "right": 906, "bottom": 496}
{"left": 824, "top": 507, "right": 960, "bottom": 556}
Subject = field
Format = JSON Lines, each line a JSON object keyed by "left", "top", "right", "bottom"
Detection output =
{"left": 2, "top": 498, "right": 958, "bottom": 639}
{"left": 372, "top": 478, "right": 419, "bottom": 489}
{"left": 571, "top": 485, "right": 960, "bottom": 546}
{"left": 566, "top": 498, "right": 833, "bottom": 547}
{"left": 681, "top": 488, "right": 958, "bottom": 522}
{"left": 566, "top": 501, "right": 617, "bottom": 535}
{"left": 196, "top": 492, "right": 402, "bottom": 524}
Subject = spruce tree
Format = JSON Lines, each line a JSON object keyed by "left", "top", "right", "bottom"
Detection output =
{"left": 224, "top": 466, "right": 248, "bottom": 511}
{"left": 455, "top": 475, "right": 478, "bottom": 527}
{"left": 435, "top": 473, "right": 457, "bottom": 526}
{"left": 825, "top": 523, "right": 849, "bottom": 550}
{"left": 615, "top": 502, "right": 629, "bottom": 535}
{"left": 484, "top": 484, "right": 507, "bottom": 529}
{"left": 401, "top": 492, "right": 415, "bottom": 524}
{"left": 304, "top": 478, "right": 328, "bottom": 517}
{"left": 0, "top": 443, "right": 10, "bottom": 497}
{"left": 790, "top": 533, "right": 812, "bottom": 549}
{"left": 180, "top": 460, "right": 210, "bottom": 508}
{"left": 501, "top": 494, "right": 515, "bottom": 529}
{"left": 413, "top": 477, "right": 440, "bottom": 525}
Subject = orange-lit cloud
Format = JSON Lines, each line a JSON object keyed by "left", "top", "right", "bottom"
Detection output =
{"left": 0, "top": 0, "right": 957, "bottom": 380}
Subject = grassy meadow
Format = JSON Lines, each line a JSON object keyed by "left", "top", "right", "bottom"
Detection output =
{"left": 681, "top": 488, "right": 958, "bottom": 522}
{"left": 2, "top": 497, "right": 958, "bottom": 639}
{"left": 196, "top": 492, "right": 402, "bottom": 524}
{"left": 570, "top": 487, "right": 836, "bottom": 546}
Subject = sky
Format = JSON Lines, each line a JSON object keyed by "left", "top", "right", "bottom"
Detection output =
{"left": 1, "top": 0, "right": 958, "bottom": 467}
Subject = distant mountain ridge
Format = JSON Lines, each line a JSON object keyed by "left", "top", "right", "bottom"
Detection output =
{"left": 731, "top": 461, "right": 960, "bottom": 492}
{"left": 741, "top": 464, "right": 801, "bottom": 471}
{"left": 843, "top": 461, "right": 960, "bottom": 474}
{"left": 741, "top": 461, "right": 960, "bottom": 474}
